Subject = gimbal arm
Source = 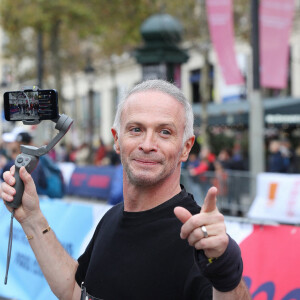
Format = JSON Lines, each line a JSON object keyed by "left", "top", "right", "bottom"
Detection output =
{"left": 5, "top": 114, "right": 73, "bottom": 209}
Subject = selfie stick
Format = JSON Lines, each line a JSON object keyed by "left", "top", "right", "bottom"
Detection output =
{"left": 4, "top": 113, "right": 73, "bottom": 284}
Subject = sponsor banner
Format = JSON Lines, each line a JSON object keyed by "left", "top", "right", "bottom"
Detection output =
{"left": 259, "top": 0, "right": 295, "bottom": 89}
{"left": 248, "top": 173, "right": 300, "bottom": 224}
{"left": 67, "top": 165, "right": 116, "bottom": 199}
{"left": 0, "top": 198, "right": 111, "bottom": 300}
{"left": 227, "top": 221, "right": 300, "bottom": 300}
{"left": 206, "top": 0, "right": 244, "bottom": 85}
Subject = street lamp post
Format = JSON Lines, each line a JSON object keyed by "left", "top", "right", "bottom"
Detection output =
{"left": 250, "top": 0, "right": 265, "bottom": 176}
{"left": 85, "top": 56, "right": 95, "bottom": 165}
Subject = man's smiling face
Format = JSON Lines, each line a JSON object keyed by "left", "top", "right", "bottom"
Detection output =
{"left": 112, "top": 90, "right": 191, "bottom": 188}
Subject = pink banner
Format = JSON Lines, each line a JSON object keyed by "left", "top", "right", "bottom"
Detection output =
{"left": 206, "top": 0, "right": 244, "bottom": 85}
{"left": 260, "top": 0, "right": 295, "bottom": 89}
{"left": 239, "top": 224, "right": 300, "bottom": 299}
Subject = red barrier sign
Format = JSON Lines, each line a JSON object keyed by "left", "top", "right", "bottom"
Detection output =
{"left": 240, "top": 224, "right": 300, "bottom": 299}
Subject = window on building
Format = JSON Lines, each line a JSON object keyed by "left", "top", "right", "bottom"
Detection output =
{"left": 93, "top": 91, "right": 101, "bottom": 138}
{"left": 190, "top": 65, "right": 214, "bottom": 104}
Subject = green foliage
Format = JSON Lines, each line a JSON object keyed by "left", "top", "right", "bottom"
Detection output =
{"left": 209, "top": 132, "right": 234, "bottom": 155}
{"left": 0, "top": 0, "right": 251, "bottom": 84}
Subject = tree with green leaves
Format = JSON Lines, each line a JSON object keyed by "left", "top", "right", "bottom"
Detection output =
{"left": 0, "top": 0, "right": 250, "bottom": 109}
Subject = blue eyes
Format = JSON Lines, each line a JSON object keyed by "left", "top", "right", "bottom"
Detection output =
{"left": 161, "top": 130, "right": 171, "bottom": 135}
{"left": 131, "top": 128, "right": 141, "bottom": 132}
{"left": 130, "top": 128, "right": 171, "bottom": 135}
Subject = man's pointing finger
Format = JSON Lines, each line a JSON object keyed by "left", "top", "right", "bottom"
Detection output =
{"left": 200, "top": 186, "right": 218, "bottom": 214}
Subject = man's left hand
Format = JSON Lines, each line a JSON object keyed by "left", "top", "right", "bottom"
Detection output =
{"left": 174, "top": 187, "right": 228, "bottom": 259}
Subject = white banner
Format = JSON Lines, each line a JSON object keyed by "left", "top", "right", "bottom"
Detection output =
{"left": 248, "top": 173, "right": 300, "bottom": 224}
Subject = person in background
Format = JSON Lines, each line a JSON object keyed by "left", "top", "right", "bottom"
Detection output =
{"left": 54, "top": 142, "right": 69, "bottom": 162}
{"left": 73, "top": 143, "right": 90, "bottom": 165}
{"left": 217, "top": 148, "right": 233, "bottom": 170}
{"left": 93, "top": 138, "right": 107, "bottom": 166}
{"left": 0, "top": 139, "right": 8, "bottom": 175}
{"left": 189, "top": 146, "right": 216, "bottom": 176}
{"left": 186, "top": 152, "right": 200, "bottom": 169}
{"left": 294, "top": 144, "right": 300, "bottom": 173}
{"left": 267, "top": 140, "right": 288, "bottom": 173}
{"left": 1, "top": 129, "right": 47, "bottom": 194}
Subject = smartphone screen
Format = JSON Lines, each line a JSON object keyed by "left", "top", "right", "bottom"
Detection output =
{"left": 4, "top": 89, "right": 59, "bottom": 121}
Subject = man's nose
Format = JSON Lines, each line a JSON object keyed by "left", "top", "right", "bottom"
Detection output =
{"left": 138, "top": 132, "right": 158, "bottom": 152}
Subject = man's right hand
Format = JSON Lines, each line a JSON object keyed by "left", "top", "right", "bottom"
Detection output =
{"left": 1, "top": 165, "right": 40, "bottom": 224}
{"left": 1, "top": 165, "right": 80, "bottom": 300}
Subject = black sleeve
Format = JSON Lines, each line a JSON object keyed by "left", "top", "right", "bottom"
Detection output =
{"left": 183, "top": 263, "right": 213, "bottom": 300}
{"left": 75, "top": 220, "right": 103, "bottom": 286}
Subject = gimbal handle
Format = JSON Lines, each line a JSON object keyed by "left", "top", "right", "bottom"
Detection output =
{"left": 5, "top": 114, "right": 73, "bottom": 209}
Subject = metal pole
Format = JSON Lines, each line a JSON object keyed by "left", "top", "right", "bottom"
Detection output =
{"left": 199, "top": 0, "right": 210, "bottom": 149}
{"left": 88, "top": 88, "right": 94, "bottom": 164}
{"left": 37, "top": 29, "right": 44, "bottom": 88}
{"left": 252, "top": 0, "right": 260, "bottom": 91}
{"left": 200, "top": 48, "right": 210, "bottom": 149}
{"left": 84, "top": 53, "right": 95, "bottom": 164}
{"left": 249, "top": 0, "right": 265, "bottom": 179}
{"left": 35, "top": 29, "right": 46, "bottom": 145}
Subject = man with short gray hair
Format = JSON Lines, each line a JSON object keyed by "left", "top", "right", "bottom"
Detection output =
{"left": 1, "top": 79, "right": 251, "bottom": 299}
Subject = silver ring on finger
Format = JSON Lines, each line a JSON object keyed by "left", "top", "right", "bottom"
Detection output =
{"left": 201, "top": 225, "right": 208, "bottom": 238}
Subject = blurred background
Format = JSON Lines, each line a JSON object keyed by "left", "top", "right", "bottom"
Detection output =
{"left": 0, "top": 0, "right": 299, "bottom": 212}
{"left": 0, "top": 1, "right": 300, "bottom": 299}
{"left": 0, "top": 0, "right": 298, "bottom": 170}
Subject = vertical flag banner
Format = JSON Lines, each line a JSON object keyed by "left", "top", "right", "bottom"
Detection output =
{"left": 206, "top": 0, "right": 244, "bottom": 85}
{"left": 259, "top": 0, "right": 295, "bottom": 89}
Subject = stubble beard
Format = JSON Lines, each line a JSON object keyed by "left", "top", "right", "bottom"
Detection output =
{"left": 121, "top": 153, "right": 182, "bottom": 188}
{"left": 122, "top": 159, "right": 167, "bottom": 187}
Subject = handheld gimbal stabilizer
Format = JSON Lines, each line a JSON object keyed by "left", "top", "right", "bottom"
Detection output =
{"left": 4, "top": 86, "right": 73, "bottom": 284}
{"left": 5, "top": 114, "right": 73, "bottom": 209}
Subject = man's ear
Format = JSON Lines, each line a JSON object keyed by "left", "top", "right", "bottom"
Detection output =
{"left": 180, "top": 135, "right": 195, "bottom": 162}
{"left": 111, "top": 128, "right": 120, "bottom": 154}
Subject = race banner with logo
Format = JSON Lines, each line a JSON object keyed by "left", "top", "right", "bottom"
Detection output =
{"left": 259, "top": 0, "right": 295, "bottom": 88}
{"left": 206, "top": 0, "right": 244, "bottom": 85}
{"left": 226, "top": 220, "right": 300, "bottom": 299}
{"left": 66, "top": 165, "right": 116, "bottom": 199}
{"left": 248, "top": 173, "right": 300, "bottom": 224}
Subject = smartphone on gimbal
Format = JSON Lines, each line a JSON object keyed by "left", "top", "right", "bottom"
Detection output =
{"left": 4, "top": 89, "right": 59, "bottom": 122}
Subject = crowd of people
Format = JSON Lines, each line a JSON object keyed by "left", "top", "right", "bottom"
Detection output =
{"left": 185, "top": 138, "right": 300, "bottom": 177}
{"left": 0, "top": 128, "right": 65, "bottom": 199}
{"left": 187, "top": 145, "right": 246, "bottom": 176}
{"left": 0, "top": 130, "right": 124, "bottom": 204}
{"left": 183, "top": 138, "right": 300, "bottom": 215}
{"left": 45, "top": 138, "right": 121, "bottom": 167}
{"left": 267, "top": 139, "right": 300, "bottom": 173}
{"left": 1, "top": 126, "right": 299, "bottom": 208}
